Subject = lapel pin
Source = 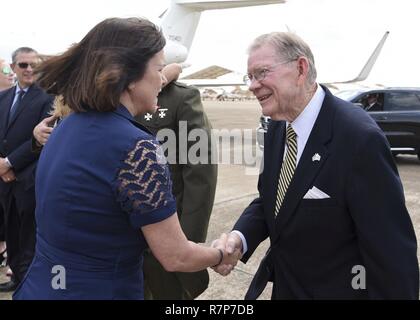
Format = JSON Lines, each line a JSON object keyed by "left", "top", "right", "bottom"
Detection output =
{"left": 312, "top": 153, "right": 321, "bottom": 162}
{"left": 144, "top": 113, "right": 153, "bottom": 121}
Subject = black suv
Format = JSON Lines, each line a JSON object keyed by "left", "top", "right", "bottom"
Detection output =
{"left": 256, "top": 87, "right": 420, "bottom": 160}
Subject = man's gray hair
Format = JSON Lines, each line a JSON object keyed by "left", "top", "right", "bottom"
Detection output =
{"left": 248, "top": 32, "right": 317, "bottom": 84}
{"left": 12, "top": 47, "right": 38, "bottom": 63}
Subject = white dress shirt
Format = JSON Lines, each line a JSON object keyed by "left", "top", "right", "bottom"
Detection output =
{"left": 285, "top": 84, "right": 325, "bottom": 165}
{"left": 233, "top": 84, "right": 326, "bottom": 254}
{"left": 11, "top": 85, "right": 27, "bottom": 109}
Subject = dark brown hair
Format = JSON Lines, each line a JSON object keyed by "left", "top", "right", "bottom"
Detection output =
{"left": 36, "top": 17, "right": 165, "bottom": 112}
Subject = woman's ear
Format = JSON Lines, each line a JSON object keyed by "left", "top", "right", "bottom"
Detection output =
{"left": 128, "top": 82, "right": 136, "bottom": 91}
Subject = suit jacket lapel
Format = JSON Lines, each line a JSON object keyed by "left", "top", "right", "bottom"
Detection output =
{"left": 274, "top": 88, "right": 336, "bottom": 236}
{"left": 7, "top": 85, "right": 37, "bottom": 129}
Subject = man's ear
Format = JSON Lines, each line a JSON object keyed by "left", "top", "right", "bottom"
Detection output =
{"left": 296, "top": 57, "right": 309, "bottom": 84}
{"left": 297, "top": 57, "right": 309, "bottom": 76}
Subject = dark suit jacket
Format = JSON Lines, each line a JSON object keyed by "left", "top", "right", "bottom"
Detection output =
{"left": 365, "top": 102, "right": 382, "bottom": 112}
{"left": 0, "top": 84, "right": 53, "bottom": 194}
{"left": 136, "top": 82, "right": 217, "bottom": 298}
{"left": 235, "top": 86, "right": 419, "bottom": 299}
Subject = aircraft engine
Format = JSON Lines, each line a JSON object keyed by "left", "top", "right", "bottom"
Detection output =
{"left": 164, "top": 40, "right": 188, "bottom": 64}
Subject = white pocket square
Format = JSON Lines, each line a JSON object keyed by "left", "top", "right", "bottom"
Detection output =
{"left": 303, "top": 186, "right": 330, "bottom": 199}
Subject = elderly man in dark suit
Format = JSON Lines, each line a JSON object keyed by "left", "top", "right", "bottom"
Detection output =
{"left": 213, "top": 32, "right": 419, "bottom": 299}
{"left": 0, "top": 47, "right": 53, "bottom": 291}
{"left": 136, "top": 64, "right": 217, "bottom": 299}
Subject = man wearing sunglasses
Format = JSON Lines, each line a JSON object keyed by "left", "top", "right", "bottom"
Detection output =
{"left": 0, "top": 47, "right": 53, "bottom": 292}
{"left": 0, "top": 59, "right": 15, "bottom": 92}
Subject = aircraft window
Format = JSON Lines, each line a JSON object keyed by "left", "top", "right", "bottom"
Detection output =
{"left": 385, "top": 92, "right": 420, "bottom": 111}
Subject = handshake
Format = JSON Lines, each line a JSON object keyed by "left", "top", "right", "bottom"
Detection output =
{"left": 210, "top": 232, "right": 243, "bottom": 276}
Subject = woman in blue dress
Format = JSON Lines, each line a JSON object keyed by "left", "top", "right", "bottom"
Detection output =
{"left": 13, "top": 17, "right": 239, "bottom": 300}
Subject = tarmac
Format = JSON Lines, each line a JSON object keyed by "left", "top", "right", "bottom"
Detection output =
{"left": 1, "top": 100, "right": 419, "bottom": 300}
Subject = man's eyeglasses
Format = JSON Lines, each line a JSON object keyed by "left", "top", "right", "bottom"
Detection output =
{"left": 1, "top": 66, "right": 12, "bottom": 75}
{"left": 17, "top": 62, "right": 38, "bottom": 69}
{"left": 243, "top": 60, "right": 296, "bottom": 86}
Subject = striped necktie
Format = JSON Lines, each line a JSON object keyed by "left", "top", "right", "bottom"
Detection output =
{"left": 8, "top": 90, "right": 25, "bottom": 124}
{"left": 274, "top": 124, "right": 297, "bottom": 216}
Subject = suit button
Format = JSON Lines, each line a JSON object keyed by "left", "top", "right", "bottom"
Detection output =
{"left": 2, "top": 140, "right": 6, "bottom": 144}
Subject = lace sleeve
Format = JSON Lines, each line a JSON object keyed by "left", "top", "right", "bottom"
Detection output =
{"left": 115, "top": 139, "right": 176, "bottom": 228}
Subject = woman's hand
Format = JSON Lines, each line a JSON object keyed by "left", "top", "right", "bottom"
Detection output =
{"left": 33, "top": 115, "right": 57, "bottom": 146}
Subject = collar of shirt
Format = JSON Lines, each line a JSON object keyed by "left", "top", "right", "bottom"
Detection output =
{"left": 285, "top": 84, "right": 325, "bottom": 164}
{"left": 12, "top": 85, "right": 28, "bottom": 106}
{"left": 15, "top": 85, "right": 28, "bottom": 96}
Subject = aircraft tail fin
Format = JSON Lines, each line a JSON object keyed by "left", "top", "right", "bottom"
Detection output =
{"left": 161, "top": 0, "right": 284, "bottom": 52}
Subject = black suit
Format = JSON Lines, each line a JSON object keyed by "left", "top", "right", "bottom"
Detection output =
{"left": 235, "top": 86, "right": 418, "bottom": 299}
{"left": 365, "top": 102, "right": 382, "bottom": 112}
{"left": 0, "top": 84, "right": 53, "bottom": 283}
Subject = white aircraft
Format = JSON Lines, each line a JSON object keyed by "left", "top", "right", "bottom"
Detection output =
{"left": 179, "top": 31, "right": 390, "bottom": 88}
{"left": 160, "top": 0, "right": 285, "bottom": 64}
{"left": 160, "top": 1, "right": 389, "bottom": 90}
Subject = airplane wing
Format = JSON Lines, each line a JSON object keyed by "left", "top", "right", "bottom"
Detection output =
{"left": 179, "top": 79, "right": 245, "bottom": 87}
{"left": 179, "top": 65, "right": 246, "bottom": 87}
{"left": 324, "top": 31, "right": 389, "bottom": 90}
{"left": 339, "top": 31, "right": 389, "bottom": 83}
{"left": 182, "top": 65, "right": 233, "bottom": 79}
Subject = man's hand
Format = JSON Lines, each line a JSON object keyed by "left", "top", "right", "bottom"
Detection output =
{"left": 161, "top": 63, "right": 182, "bottom": 88}
{"left": 1, "top": 169, "right": 16, "bottom": 183}
{"left": 0, "top": 158, "right": 11, "bottom": 176}
{"left": 211, "top": 232, "right": 243, "bottom": 276}
{"left": 33, "top": 115, "right": 57, "bottom": 146}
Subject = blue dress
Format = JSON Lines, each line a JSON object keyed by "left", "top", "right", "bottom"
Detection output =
{"left": 13, "top": 106, "right": 176, "bottom": 300}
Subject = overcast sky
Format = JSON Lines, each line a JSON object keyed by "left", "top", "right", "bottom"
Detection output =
{"left": 1, "top": 0, "right": 419, "bottom": 86}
